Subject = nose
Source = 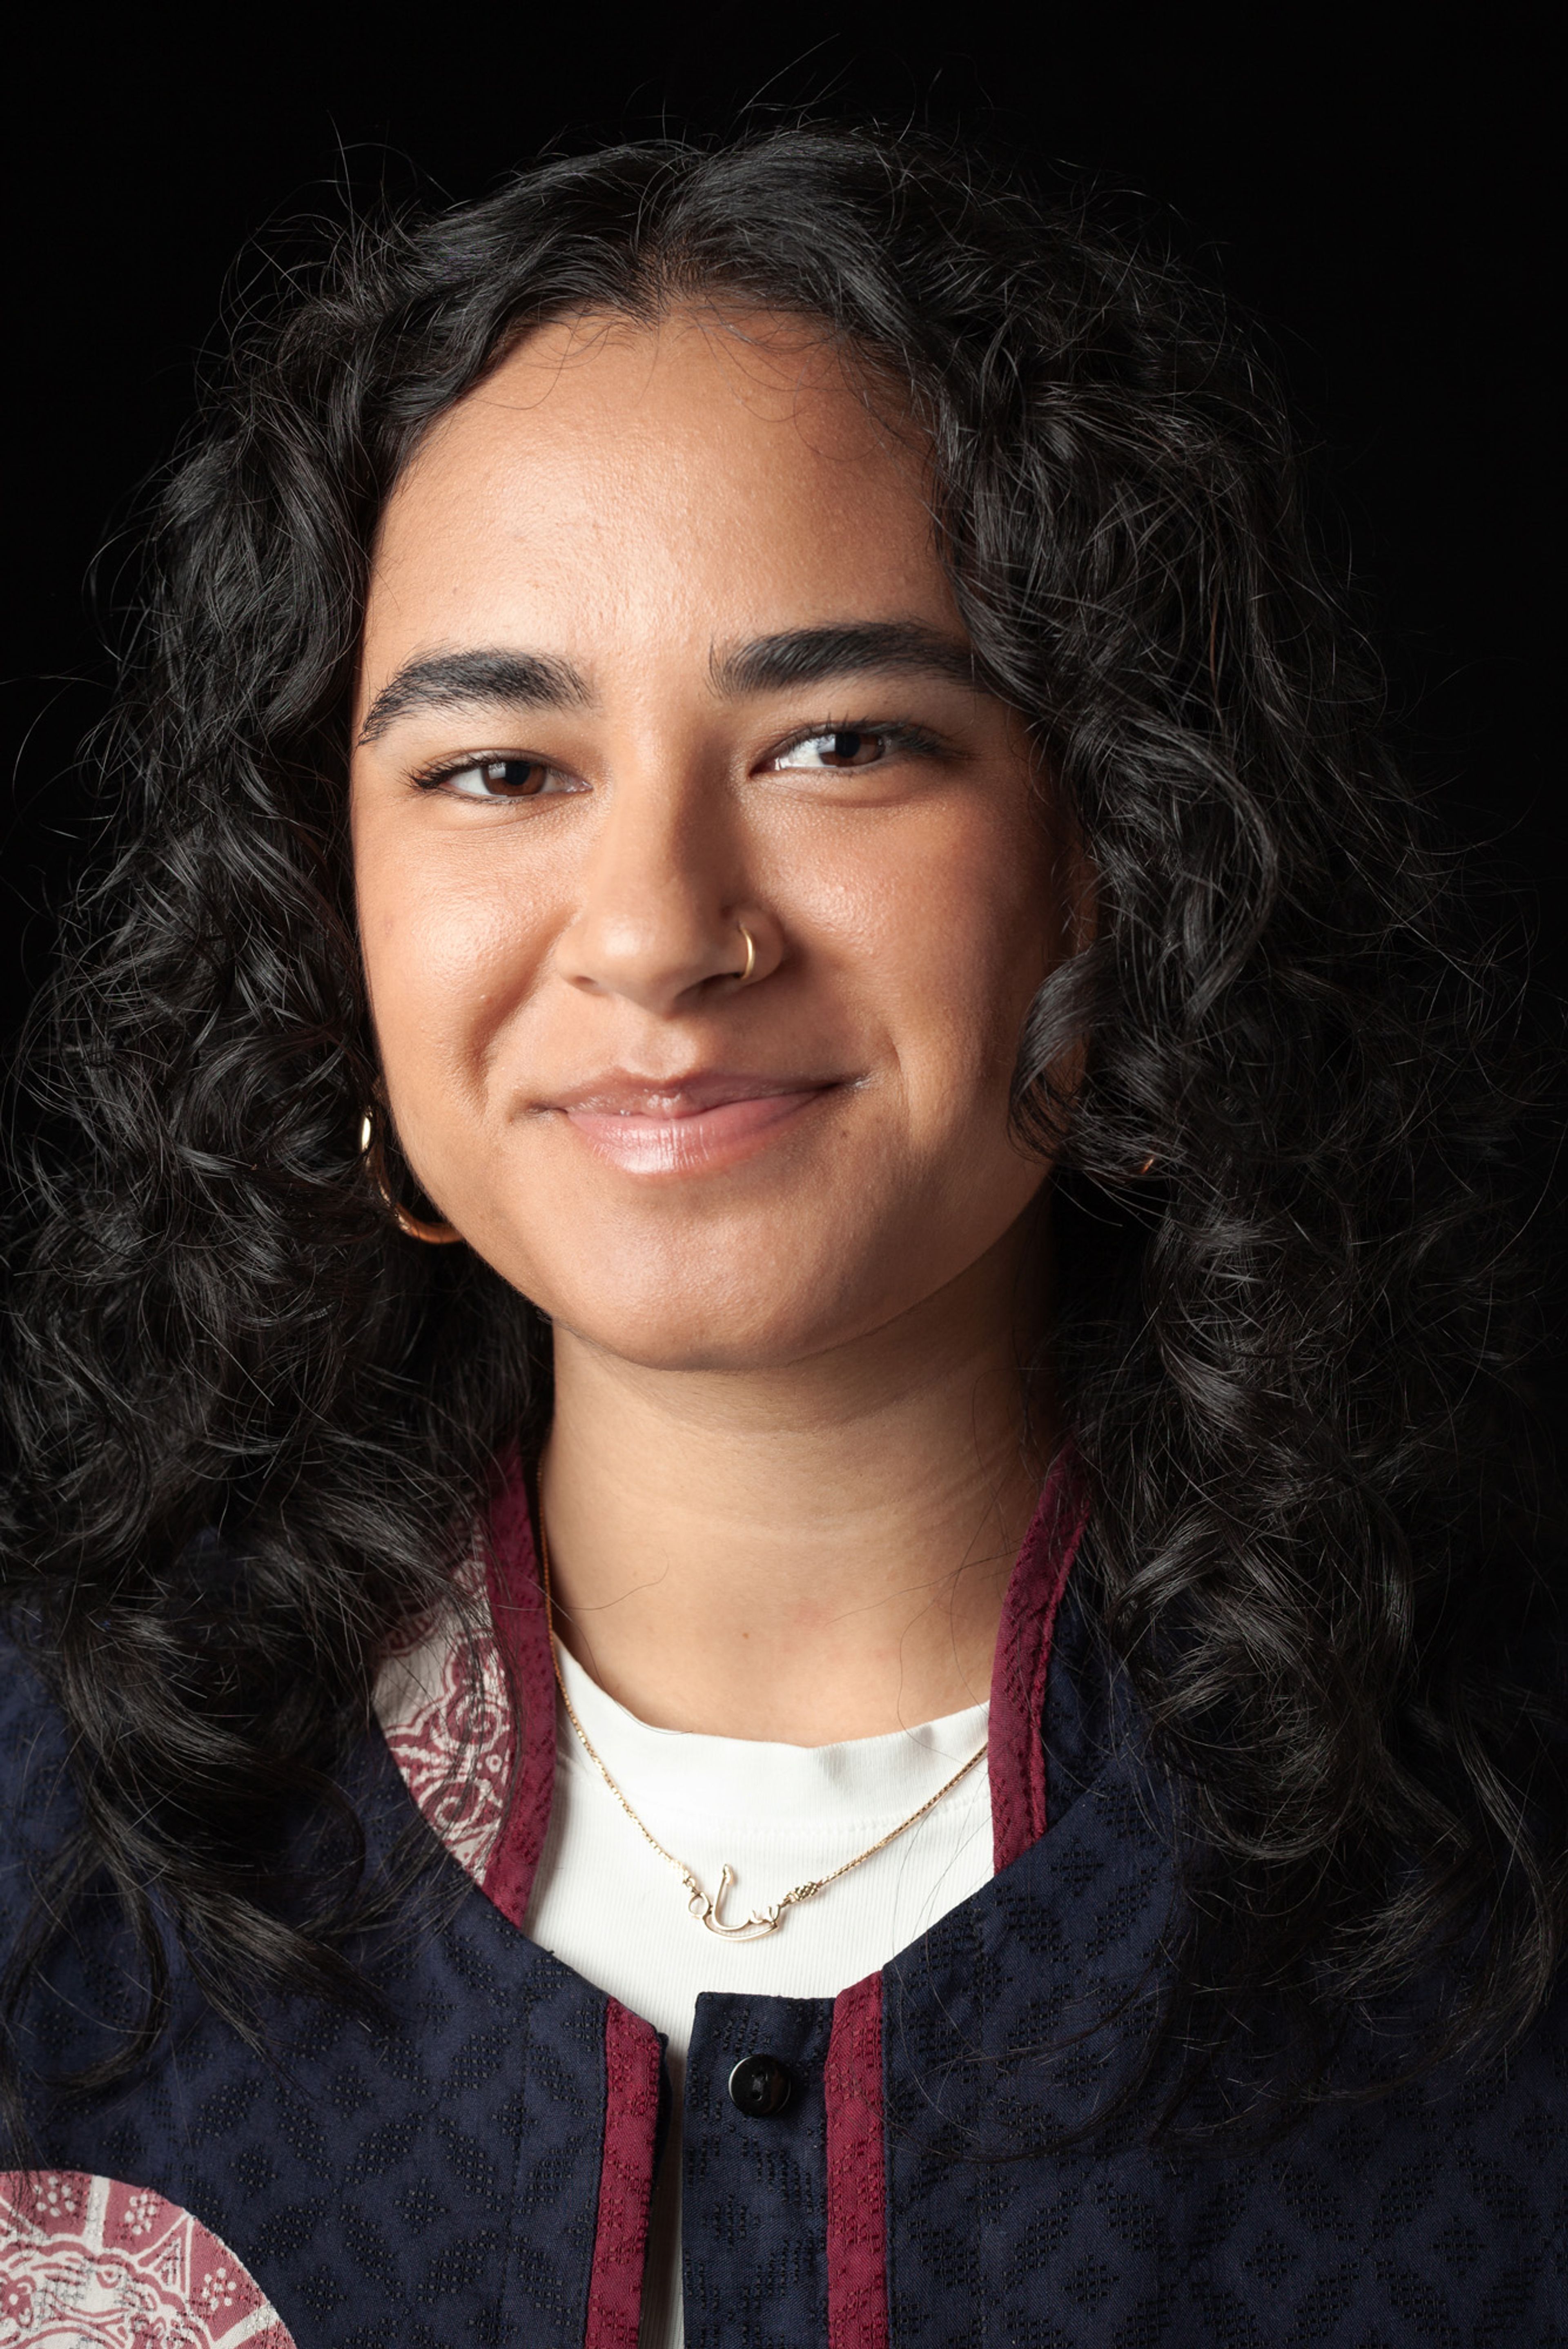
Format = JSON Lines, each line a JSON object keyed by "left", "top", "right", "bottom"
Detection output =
{"left": 554, "top": 764, "right": 765, "bottom": 1015}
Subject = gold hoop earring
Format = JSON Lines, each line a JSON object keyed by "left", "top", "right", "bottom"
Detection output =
{"left": 735, "top": 922, "right": 758, "bottom": 986}
{"left": 359, "top": 1112, "right": 463, "bottom": 1245}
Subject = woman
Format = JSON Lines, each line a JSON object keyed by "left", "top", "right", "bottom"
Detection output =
{"left": 1, "top": 127, "right": 1562, "bottom": 2348}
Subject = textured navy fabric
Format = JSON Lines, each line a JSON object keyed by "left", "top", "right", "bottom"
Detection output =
{"left": 0, "top": 1638, "right": 608, "bottom": 2347}
{"left": 882, "top": 1595, "right": 1568, "bottom": 2347}
{"left": 4, "top": 1592, "right": 1566, "bottom": 2346}
{"left": 886, "top": 1810, "right": 1568, "bottom": 2344}
{"left": 684, "top": 1991, "right": 833, "bottom": 2348}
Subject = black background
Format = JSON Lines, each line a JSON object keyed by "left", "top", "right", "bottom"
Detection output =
{"left": 4, "top": 7, "right": 1558, "bottom": 1171}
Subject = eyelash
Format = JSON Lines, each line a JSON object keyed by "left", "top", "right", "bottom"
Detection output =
{"left": 766, "top": 719, "right": 943, "bottom": 770}
{"left": 409, "top": 717, "right": 945, "bottom": 798}
{"left": 410, "top": 753, "right": 575, "bottom": 798}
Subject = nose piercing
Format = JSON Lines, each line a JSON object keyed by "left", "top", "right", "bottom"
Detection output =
{"left": 735, "top": 922, "right": 758, "bottom": 986}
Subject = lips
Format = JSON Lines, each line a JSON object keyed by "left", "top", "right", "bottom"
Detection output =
{"left": 543, "top": 1071, "right": 842, "bottom": 1176}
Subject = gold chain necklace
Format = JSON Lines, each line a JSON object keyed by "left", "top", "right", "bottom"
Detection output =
{"left": 537, "top": 1514, "right": 989, "bottom": 1941}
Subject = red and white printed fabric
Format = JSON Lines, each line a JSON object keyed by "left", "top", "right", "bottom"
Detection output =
{"left": 0, "top": 2170, "right": 294, "bottom": 2347}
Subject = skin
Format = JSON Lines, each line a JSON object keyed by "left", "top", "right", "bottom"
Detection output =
{"left": 350, "top": 309, "right": 1089, "bottom": 1741}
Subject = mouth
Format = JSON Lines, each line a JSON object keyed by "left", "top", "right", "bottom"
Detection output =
{"left": 543, "top": 1071, "right": 846, "bottom": 1177}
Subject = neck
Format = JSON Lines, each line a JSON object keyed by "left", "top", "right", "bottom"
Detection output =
{"left": 538, "top": 1228, "right": 1054, "bottom": 1743}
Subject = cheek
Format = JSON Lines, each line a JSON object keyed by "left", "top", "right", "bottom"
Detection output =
{"left": 354, "top": 827, "right": 544, "bottom": 1088}
{"left": 837, "top": 817, "right": 1052, "bottom": 1117}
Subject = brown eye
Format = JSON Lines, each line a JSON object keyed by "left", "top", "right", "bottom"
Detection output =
{"left": 437, "top": 757, "right": 580, "bottom": 799}
{"left": 823, "top": 729, "right": 880, "bottom": 766}
{"left": 773, "top": 728, "right": 889, "bottom": 771}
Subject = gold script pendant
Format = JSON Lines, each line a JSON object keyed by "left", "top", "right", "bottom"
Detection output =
{"left": 683, "top": 1864, "right": 821, "bottom": 1941}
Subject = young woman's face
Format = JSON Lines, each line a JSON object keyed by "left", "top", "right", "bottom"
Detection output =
{"left": 351, "top": 311, "right": 1083, "bottom": 1370}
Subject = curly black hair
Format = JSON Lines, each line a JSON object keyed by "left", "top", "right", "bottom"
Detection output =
{"left": 3, "top": 125, "right": 1562, "bottom": 2127}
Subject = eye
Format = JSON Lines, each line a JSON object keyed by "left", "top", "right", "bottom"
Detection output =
{"left": 768, "top": 727, "right": 896, "bottom": 772}
{"left": 422, "top": 757, "right": 585, "bottom": 800}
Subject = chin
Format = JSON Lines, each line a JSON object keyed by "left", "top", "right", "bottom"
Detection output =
{"left": 483, "top": 1195, "right": 969, "bottom": 1373}
{"left": 524, "top": 1239, "right": 902, "bottom": 1374}
{"left": 549, "top": 1289, "right": 857, "bottom": 1375}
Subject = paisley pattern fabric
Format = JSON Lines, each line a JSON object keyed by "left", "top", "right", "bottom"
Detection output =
{"left": 374, "top": 1538, "right": 510, "bottom": 1890}
{"left": 0, "top": 2170, "right": 293, "bottom": 2347}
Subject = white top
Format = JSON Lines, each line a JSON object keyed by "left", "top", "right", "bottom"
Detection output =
{"left": 524, "top": 1648, "right": 993, "bottom": 2349}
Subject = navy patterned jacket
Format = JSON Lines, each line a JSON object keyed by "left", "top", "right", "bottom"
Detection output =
{"left": 2, "top": 1457, "right": 1564, "bottom": 2347}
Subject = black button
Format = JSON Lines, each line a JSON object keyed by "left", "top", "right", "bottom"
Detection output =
{"left": 728, "top": 2053, "right": 793, "bottom": 2117}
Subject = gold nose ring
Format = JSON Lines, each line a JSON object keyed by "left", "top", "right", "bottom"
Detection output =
{"left": 735, "top": 922, "right": 757, "bottom": 986}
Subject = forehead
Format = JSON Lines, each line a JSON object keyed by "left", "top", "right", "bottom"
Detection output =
{"left": 362, "top": 309, "right": 950, "bottom": 678}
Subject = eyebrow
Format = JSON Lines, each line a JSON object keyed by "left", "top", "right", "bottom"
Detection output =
{"left": 709, "top": 621, "right": 980, "bottom": 698}
{"left": 356, "top": 620, "right": 982, "bottom": 746}
{"left": 357, "top": 649, "right": 592, "bottom": 745}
